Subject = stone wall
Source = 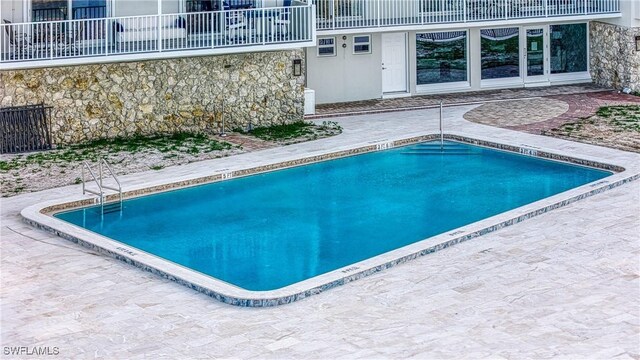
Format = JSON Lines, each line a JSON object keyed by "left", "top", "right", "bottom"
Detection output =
{"left": 0, "top": 50, "right": 305, "bottom": 145}
{"left": 590, "top": 22, "right": 640, "bottom": 92}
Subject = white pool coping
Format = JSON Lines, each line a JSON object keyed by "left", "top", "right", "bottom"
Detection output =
{"left": 20, "top": 131, "right": 640, "bottom": 307}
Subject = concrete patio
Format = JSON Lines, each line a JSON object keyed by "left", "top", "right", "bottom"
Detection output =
{"left": 1, "top": 103, "right": 639, "bottom": 358}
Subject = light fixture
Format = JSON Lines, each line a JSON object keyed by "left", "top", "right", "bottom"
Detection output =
{"left": 293, "top": 59, "right": 302, "bottom": 77}
{"left": 636, "top": 36, "right": 640, "bottom": 52}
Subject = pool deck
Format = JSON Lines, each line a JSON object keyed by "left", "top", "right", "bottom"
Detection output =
{"left": 2, "top": 104, "right": 640, "bottom": 357}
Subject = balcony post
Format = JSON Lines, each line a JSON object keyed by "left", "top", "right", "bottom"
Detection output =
{"left": 158, "top": 0, "right": 163, "bottom": 52}
{"left": 463, "top": 0, "right": 467, "bottom": 22}
{"left": 50, "top": 23, "right": 54, "bottom": 60}
{"left": 262, "top": 0, "right": 266, "bottom": 45}
{"left": 544, "top": 0, "right": 548, "bottom": 17}
{"left": 331, "top": 0, "right": 335, "bottom": 30}
{"left": 584, "top": 0, "right": 587, "bottom": 14}
{"left": 105, "top": 18, "right": 109, "bottom": 55}
{"left": 211, "top": 10, "right": 215, "bottom": 48}
{"left": 504, "top": 0, "right": 508, "bottom": 19}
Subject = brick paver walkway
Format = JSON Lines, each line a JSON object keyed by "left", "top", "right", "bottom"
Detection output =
{"left": 309, "top": 84, "right": 640, "bottom": 136}
{"left": 463, "top": 98, "right": 569, "bottom": 126}
{"left": 507, "top": 91, "right": 640, "bottom": 134}
{"left": 309, "top": 84, "right": 608, "bottom": 118}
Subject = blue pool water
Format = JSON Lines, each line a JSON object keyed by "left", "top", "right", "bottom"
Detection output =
{"left": 55, "top": 141, "right": 611, "bottom": 291}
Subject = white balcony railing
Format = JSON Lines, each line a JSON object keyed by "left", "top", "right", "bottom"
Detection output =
{"left": 315, "top": 0, "right": 620, "bottom": 30}
{"left": 0, "top": 4, "right": 314, "bottom": 65}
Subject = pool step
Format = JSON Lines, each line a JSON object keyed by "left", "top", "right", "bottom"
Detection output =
{"left": 403, "top": 144, "right": 478, "bottom": 156}
{"left": 102, "top": 201, "right": 122, "bottom": 214}
{"left": 413, "top": 143, "right": 468, "bottom": 149}
{"left": 401, "top": 151, "right": 479, "bottom": 156}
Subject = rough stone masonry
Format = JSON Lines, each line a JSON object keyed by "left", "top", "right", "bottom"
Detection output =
{"left": 0, "top": 49, "right": 305, "bottom": 145}
{"left": 590, "top": 21, "right": 640, "bottom": 92}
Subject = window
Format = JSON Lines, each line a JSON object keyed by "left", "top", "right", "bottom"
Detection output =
{"left": 318, "top": 37, "right": 336, "bottom": 57}
{"left": 353, "top": 35, "right": 371, "bottom": 54}
{"left": 416, "top": 31, "right": 468, "bottom": 85}
{"left": 481, "top": 28, "right": 520, "bottom": 80}
{"left": 550, "top": 23, "right": 588, "bottom": 74}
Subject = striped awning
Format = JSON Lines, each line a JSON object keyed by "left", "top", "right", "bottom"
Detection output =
{"left": 416, "top": 31, "right": 466, "bottom": 43}
{"left": 480, "top": 28, "right": 519, "bottom": 41}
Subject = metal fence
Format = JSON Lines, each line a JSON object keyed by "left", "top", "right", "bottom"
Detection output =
{"left": 314, "top": 0, "right": 620, "bottom": 30}
{"left": 1, "top": 4, "right": 314, "bottom": 64}
{"left": 0, "top": 104, "right": 53, "bottom": 154}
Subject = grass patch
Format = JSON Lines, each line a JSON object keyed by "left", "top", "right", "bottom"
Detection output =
{"left": 0, "top": 132, "right": 234, "bottom": 173}
{"left": 595, "top": 105, "right": 640, "bottom": 132}
{"left": 249, "top": 121, "right": 315, "bottom": 141}
{"left": 241, "top": 120, "right": 343, "bottom": 144}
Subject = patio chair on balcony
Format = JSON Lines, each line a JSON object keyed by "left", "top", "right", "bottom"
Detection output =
{"left": 223, "top": 1, "right": 248, "bottom": 43}
{"left": 2, "top": 19, "right": 35, "bottom": 59}
{"left": 58, "top": 22, "right": 84, "bottom": 56}
{"left": 271, "top": 0, "right": 292, "bottom": 40}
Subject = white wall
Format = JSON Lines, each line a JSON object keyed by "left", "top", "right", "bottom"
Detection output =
{"left": 1, "top": 0, "right": 25, "bottom": 23}
{"left": 310, "top": 20, "right": 594, "bottom": 104}
{"left": 601, "top": 0, "right": 640, "bottom": 27}
{"left": 1, "top": 0, "right": 24, "bottom": 55}
{"left": 113, "top": 0, "right": 181, "bottom": 16}
{"left": 306, "top": 33, "right": 382, "bottom": 104}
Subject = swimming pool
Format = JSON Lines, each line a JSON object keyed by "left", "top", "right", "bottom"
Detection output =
{"left": 52, "top": 140, "right": 611, "bottom": 294}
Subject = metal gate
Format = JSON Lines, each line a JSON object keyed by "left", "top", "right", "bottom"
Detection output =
{"left": 0, "top": 104, "right": 53, "bottom": 154}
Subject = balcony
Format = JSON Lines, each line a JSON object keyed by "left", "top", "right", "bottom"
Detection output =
{"left": 0, "top": 2, "right": 314, "bottom": 69}
{"left": 315, "top": 0, "right": 620, "bottom": 31}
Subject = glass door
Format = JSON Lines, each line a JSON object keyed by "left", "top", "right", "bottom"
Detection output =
{"left": 30, "top": 0, "right": 108, "bottom": 22}
{"left": 524, "top": 26, "right": 548, "bottom": 83}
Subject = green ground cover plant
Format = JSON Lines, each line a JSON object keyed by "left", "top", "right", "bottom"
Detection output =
{"left": 543, "top": 105, "right": 640, "bottom": 153}
{"left": 242, "top": 121, "right": 343, "bottom": 143}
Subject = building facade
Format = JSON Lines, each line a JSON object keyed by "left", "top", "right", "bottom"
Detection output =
{"left": 1, "top": 0, "right": 314, "bottom": 143}
{"left": 306, "top": 0, "right": 638, "bottom": 104}
{"left": 0, "top": 0, "right": 637, "bottom": 143}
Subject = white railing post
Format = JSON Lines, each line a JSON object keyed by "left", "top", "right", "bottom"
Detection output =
{"left": 157, "top": 0, "right": 163, "bottom": 52}
{"left": 261, "top": 6, "right": 266, "bottom": 45}
{"left": 211, "top": 10, "right": 215, "bottom": 48}
{"left": 584, "top": 0, "right": 588, "bottom": 14}
{"left": 331, "top": 0, "right": 335, "bottom": 30}
{"left": 49, "top": 22, "right": 54, "bottom": 60}
{"left": 105, "top": 18, "right": 109, "bottom": 55}
{"left": 158, "top": 15, "right": 163, "bottom": 52}
{"left": 544, "top": 0, "right": 548, "bottom": 17}
{"left": 463, "top": 0, "right": 467, "bottom": 22}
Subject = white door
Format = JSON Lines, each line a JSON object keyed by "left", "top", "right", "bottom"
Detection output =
{"left": 523, "top": 26, "right": 549, "bottom": 84}
{"left": 381, "top": 32, "right": 407, "bottom": 93}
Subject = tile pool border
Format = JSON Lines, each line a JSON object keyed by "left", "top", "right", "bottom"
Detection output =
{"left": 21, "top": 134, "right": 639, "bottom": 307}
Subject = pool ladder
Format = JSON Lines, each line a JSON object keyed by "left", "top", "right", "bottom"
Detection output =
{"left": 81, "top": 159, "right": 123, "bottom": 215}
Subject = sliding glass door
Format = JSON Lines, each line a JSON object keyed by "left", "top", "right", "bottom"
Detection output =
{"left": 31, "top": 0, "right": 108, "bottom": 22}
{"left": 524, "top": 26, "right": 548, "bottom": 83}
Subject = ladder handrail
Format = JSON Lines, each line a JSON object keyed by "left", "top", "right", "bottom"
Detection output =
{"left": 82, "top": 160, "right": 103, "bottom": 197}
{"left": 99, "top": 158, "right": 122, "bottom": 203}
{"left": 81, "top": 158, "right": 123, "bottom": 214}
{"left": 99, "top": 158, "right": 121, "bottom": 189}
{"left": 82, "top": 161, "right": 104, "bottom": 213}
{"left": 439, "top": 100, "right": 444, "bottom": 150}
